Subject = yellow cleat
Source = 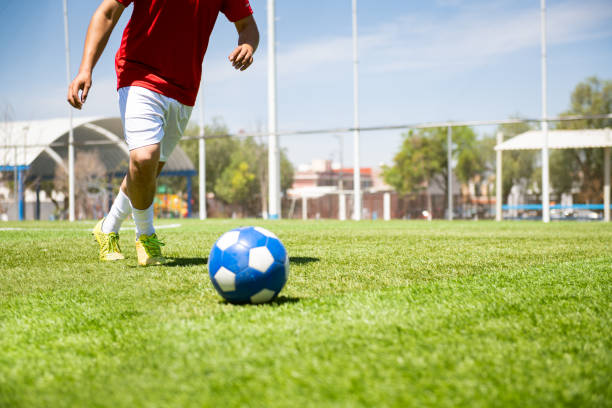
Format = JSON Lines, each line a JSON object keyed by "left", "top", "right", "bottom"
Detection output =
{"left": 135, "top": 233, "right": 166, "bottom": 266}
{"left": 92, "top": 218, "right": 125, "bottom": 261}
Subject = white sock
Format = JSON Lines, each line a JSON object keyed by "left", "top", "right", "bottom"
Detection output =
{"left": 102, "top": 190, "right": 132, "bottom": 234}
{"left": 133, "top": 204, "right": 155, "bottom": 238}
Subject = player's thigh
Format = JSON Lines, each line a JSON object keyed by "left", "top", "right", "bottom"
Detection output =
{"left": 118, "top": 86, "right": 167, "bottom": 152}
{"left": 160, "top": 102, "right": 193, "bottom": 162}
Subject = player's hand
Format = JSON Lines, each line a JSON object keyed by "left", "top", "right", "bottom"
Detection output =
{"left": 229, "top": 44, "right": 254, "bottom": 71}
{"left": 67, "top": 71, "right": 92, "bottom": 110}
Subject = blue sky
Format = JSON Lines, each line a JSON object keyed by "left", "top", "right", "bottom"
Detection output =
{"left": 0, "top": 0, "right": 611, "bottom": 167}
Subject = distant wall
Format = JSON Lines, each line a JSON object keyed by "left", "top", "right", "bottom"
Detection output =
{"left": 1, "top": 201, "right": 57, "bottom": 221}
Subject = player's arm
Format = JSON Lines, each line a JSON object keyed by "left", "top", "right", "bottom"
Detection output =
{"left": 229, "top": 15, "right": 259, "bottom": 71}
{"left": 67, "top": 0, "right": 125, "bottom": 109}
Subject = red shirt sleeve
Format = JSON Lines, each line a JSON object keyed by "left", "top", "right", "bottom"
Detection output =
{"left": 116, "top": 0, "right": 132, "bottom": 6}
{"left": 221, "top": 0, "right": 253, "bottom": 22}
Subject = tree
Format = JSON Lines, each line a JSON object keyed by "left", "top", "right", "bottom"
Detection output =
{"left": 455, "top": 127, "right": 487, "bottom": 184}
{"left": 179, "top": 118, "right": 294, "bottom": 216}
{"left": 214, "top": 138, "right": 259, "bottom": 214}
{"left": 178, "top": 117, "right": 235, "bottom": 200}
{"left": 214, "top": 136, "right": 294, "bottom": 215}
{"left": 53, "top": 150, "right": 106, "bottom": 219}
{"left": 382, "top": 126, "right": 479, "bottom": 217}
{"left": 551, "top": 77, "right": 612, "bottom": 202}
{"left": 215, "top": 160, "right": 255, "bottom": 211}
{"left": 383, "top": 131, "right": 437, "bottom": 217}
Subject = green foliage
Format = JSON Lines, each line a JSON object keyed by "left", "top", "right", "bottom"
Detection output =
{"left": 280, "top": 149, "right": 295, "bottom": 193}
{"left": 551, "top": 77, "right": 612, "bottom": 201}
{"left": 214, "top": 139, "right": 258, "bottom": 210}
{"left": 383, "top": 126, "right": 480, "bottom": 195}
{"left": 559, "top": 76, "right": 612, "bottom": 130}
{"left": 383, "top": 130, "right": 436, "bottom": 195}
{"left": 179, "top": 117, "right": 234, "bottom": 196}
{"left": 454, "top": 127, "right": 486, "bottom": 183}
{"left": 179, "top": 119, "right": 294, "bottom": 214}
{"left": 215, "top": 161, "right": 255, "bottom": 205}
{"left": 1, "top": 220, "right": 611, "bottom": 407}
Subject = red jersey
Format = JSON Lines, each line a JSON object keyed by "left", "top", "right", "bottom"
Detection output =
{"left": 115, "top": 0, "right": 253, "bottom": 106}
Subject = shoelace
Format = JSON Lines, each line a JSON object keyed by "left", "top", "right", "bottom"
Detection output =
{"left": 108, "top": 234, "right": 121, "bottom": 253}
{"left": 142, "top": 235, "right": 165, "bottom": 257}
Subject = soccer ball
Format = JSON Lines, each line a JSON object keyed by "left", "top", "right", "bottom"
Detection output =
{"left": 208, "top": 226, "right": 289, "bottom": 304}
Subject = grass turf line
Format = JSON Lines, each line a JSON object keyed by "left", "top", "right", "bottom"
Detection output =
{"left": 0, "top": 220, "right": 610, "bottom": 407}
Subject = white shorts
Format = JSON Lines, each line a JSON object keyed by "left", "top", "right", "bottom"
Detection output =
{"left": 118, "top": 86, "right": 193, "bottom": 162}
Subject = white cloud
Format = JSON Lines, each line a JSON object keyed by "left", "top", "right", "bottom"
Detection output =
{"left": 258, "top": 0, "right": 612, "bottom": 75}
{"left": 397, "top": 0, "right": 612, "bottom": 71}
{"left": 202, "top": 35, "right": 354, "bottom": 84}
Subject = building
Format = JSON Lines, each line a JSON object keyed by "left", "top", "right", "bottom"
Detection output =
{"left": 289, "top": 159, "right": 382, "bottom": 197}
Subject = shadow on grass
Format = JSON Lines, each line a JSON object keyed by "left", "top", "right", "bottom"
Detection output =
{"left": 164, "top": 257, "right": 208, "bottom": 267}
{"left": 218, "top": 295, "right": 301, "bottom": 307}
{"left": 270, "top": 295, "right": 301, "bottom": 305}
{"left": 289, "top": 256, "right": 320, "bottom": 265}
{"left": 131, "top": 256, "right": 317, "bottom": 268}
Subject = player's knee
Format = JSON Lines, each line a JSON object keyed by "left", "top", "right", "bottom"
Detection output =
{"left": 130, "top": 149, "right": 159, "bottom": 177}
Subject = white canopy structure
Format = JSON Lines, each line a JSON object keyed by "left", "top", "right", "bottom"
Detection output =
{"left": 495, "top": 128, "right": 611, "bottom": 222}
{"left": 495, "top": 129, "right": 612, "bottom": 151}
{"left": 0, "top": 117, "right": 196, "bottom": 220}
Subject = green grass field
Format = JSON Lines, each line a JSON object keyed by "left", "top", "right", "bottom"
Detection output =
{"left": 1, "top": 220, "right": 611, "bottom": 407}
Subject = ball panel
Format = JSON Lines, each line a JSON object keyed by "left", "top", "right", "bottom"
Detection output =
{"left": 216, "top": 230, "right": 240, "bottom": 250}
{"left": 253, "top": 226, "right": 278, "bottom": 239}
{"left": 248, "top": 246, "right": 275, "bottom": 273}
{"left": 207, "top": 245, "right": 223, "bottom": 275}
{"left": 235, "top": 266, "right": 263, "bottom": 288}
{"left": 220, "top": 292, "right": 253, "bottom": 304}
{"left": 223, "top": 268, "right": 266, "bottom": 304}
{"left": 221, "top": 243, "right": 250, "bottom": 273}
{"left": 265, "top": 237, "right": 287, "bottom": 263}
{"left": 214, "top": 267, "right": 236, "bottom": 292}
{"left": 266, "top": 261, "right": 288, "bottom": 292}
{"left": 250, "top": 289, "right": 276, "bottom": 304}
{"left": 238, "top": 227, "right": 267, "bottom": 249}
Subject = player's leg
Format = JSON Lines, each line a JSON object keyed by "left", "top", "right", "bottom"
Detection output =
{"left": 131, "top": 158, "right": 171, "bottom": 265}
{"left": 106, "top": 161, "right": 167, "bottom": 234}
{"left": 101, "top": 185, "right": 131, "bottom": 234}
{"left": 127, "top": 142, "right": 160, "bottom": 234}
{"left": 93, "top": 184, "right": 131, "bottom": 261}
{"left": 121, "top": 86, "right": 168, "bottom": 264}
{"left": 93, "top": 86, "right": 168, "bottom": 263}
{"left": 133, "top": 99, "right": 193, "bottom": 265}
{"left": 126, "top": 89, "right": 194, "bottom": 265}
{"left": 104, "top": 162, "right": 167, "bottom": 233}
{"left": 116, "top": 161, "right": 166, "bottom": 206}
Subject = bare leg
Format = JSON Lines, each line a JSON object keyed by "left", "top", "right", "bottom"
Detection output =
{"left": 125, "top": 144, "right": 163, "bottom": 210}
{"left": 120, "top": 161, "right": 166, "bottom": 195}
{"left": 102, "top": 161, "right": 167, "bottom": 235}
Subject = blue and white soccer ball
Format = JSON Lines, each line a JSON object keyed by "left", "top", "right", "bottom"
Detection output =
{"left": 208, "top": 226, "right": 289, "bottom": 304}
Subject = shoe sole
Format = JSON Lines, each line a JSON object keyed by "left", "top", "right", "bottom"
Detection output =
{"left": 138, "top": 257, "right": 167, "bottom": 266}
